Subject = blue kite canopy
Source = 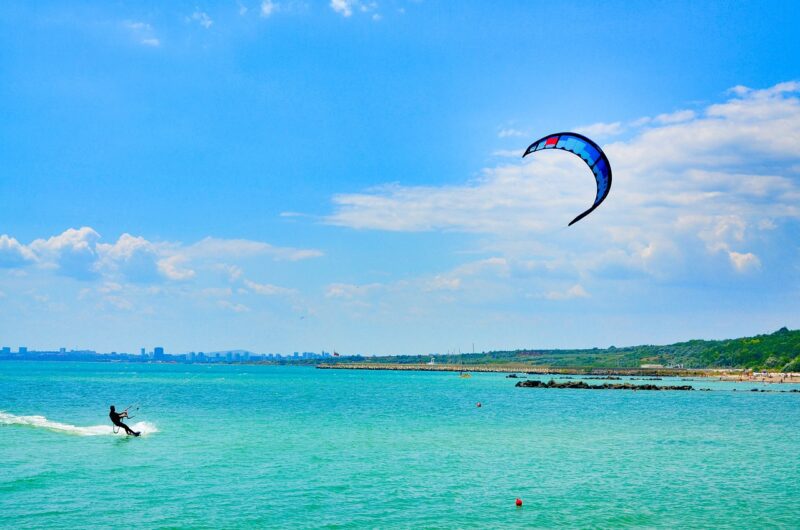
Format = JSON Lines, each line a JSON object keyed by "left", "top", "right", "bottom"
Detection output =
{"left": 523, "top": 132, "right": 612, "bottom": 226}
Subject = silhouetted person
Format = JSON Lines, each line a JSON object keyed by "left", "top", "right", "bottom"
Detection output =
{"left": 109, "top": 405, "right": 139, "bottom": 436}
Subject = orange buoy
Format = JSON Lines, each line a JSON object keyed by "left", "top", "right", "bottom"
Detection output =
{"left": 515, "top": 498, "right": 523, "bottom": 507}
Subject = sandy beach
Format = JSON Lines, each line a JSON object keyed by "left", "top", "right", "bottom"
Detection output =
{"left": 713, "top": 370, "right": 800, "bottom": 384}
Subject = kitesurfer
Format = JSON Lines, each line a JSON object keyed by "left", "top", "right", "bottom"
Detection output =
{"left": 109, "top": 405, "right": 139, "bottom": 436}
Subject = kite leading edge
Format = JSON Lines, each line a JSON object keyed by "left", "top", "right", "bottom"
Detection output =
{"left": 522, "top": 132, "right": 612, "bottom": 226}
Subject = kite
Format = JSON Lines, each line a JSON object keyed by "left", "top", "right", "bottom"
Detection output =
{"left": 522, "top": 132, "right": 612, "bottom": 226}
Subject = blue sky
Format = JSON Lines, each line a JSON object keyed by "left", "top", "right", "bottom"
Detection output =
{"left": 1, "top": 1, "right": 799, "bottom": 354}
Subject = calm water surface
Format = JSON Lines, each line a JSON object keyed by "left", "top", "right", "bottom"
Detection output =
{"left": 2, "top": 362, "right": 799, "bottom": 528}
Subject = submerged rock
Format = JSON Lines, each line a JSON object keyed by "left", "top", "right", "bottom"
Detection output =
{"left": 515, "top": 379, "right": 693, "bottom": 391}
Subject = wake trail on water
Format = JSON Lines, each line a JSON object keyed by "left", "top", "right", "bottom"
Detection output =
{"left": 0, "top": 411, "right": 158, "bottom": 437}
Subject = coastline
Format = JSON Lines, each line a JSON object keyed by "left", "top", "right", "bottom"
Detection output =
{"left": 316, "top": 363, "right": 700, "bottom": 376}
{"left": 317, "top": 363, "right": 800, "bottom": 383}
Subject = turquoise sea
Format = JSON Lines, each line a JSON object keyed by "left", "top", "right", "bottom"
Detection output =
{"left": 2, "top": 362, "right": 799, "bottom": 528}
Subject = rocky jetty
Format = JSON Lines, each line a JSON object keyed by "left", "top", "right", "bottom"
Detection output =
{"left": 515, "top": 379, "right": 694, "bottom": 391}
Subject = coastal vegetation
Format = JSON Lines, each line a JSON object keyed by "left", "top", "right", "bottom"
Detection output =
{"left": 329, "top": 328, "right": 800, "bottom": 372}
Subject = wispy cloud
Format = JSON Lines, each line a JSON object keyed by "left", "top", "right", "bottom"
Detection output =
{"left": 243, "top": 279, "right": 295, "bottom": 296}
{"left": 219, "top": 300, "right": 250, "bottom": 313}
{"left": 187, "top": 237, "right": 323, "bottom": 261}
{"left": 190, "top": 11, "right": 213, "bottom": 29}
{"left": 498, "top": 128, "right": 526, "bottom": 138}
{"left": 574, "top": 121, "right": 624, "bottom": 137}
{"left": 544, "top": 284, "right": 590, "bottom": 300}
{"left": 325, "top": 282, "right": 382, "bottom": 299}
{"left": 330, "top": 0, "right": 379, "bottom": 18}
{"left": 330, "top": 0, "right": 355, "bottom": 17}
{"left": 654, "top": 109, "right": 696, "bottom": 124}
{"left": 125, "top": 21, "right": 160, "bottom": 47}
{"left": 261, "top": 0, "right": 278, "bottom": 17}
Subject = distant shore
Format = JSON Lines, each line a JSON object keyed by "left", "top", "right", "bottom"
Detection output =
{"left": 317, "top": 363, "right": 800, "bottom": 383}
{"left": 317, "top": 363, "right": 700, "bottom": 376}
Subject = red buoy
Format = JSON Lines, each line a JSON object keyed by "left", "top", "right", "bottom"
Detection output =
{"left": 515, "top": 498, "right": 523, "bottom": 507}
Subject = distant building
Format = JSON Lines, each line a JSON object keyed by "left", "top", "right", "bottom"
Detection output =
{"left": 640, "top": 363, "right": 664, "bottom": 369}
{"left": 153, "top": 347, "right": 165, "bottom": 360}
{"left": 59, "top": 347, "right": 66, "bottom": 354}
{"left": 1, "top": 347, "right": 11, "bottom": 355}
{"left": 140, "top": 347, "right": 146, "bottom": 357}
{"left": 19, "top": 347, "right": 28, "bottom": 355}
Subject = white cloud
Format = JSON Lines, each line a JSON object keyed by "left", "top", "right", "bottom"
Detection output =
{"left": 498, "top": 128, "right": 526, "bottom": 138}
{"left": 728, "top": 251, "right": 761, "bottom": 273}
{"left": 125, "top": 21, "right": 160, "bottom": 47}
{"left": 426, "top": 275, "right": 461, "bottom": 291}
{"left": 243, "top": 279, "right": 294, "bottom": 296}
{"left": 187, "top": 237, "right": 323, "bottom": 261}
{"left": 327, "top": 157, "right": 591, "bottom": 233}
{"left": 325, "top": 282, "right": 382, "bottom": 299}
{"left": 219, "top": 301, "right": 250, "bottom": 313}
{"left": 157, "top": 255, "right": 196, "bottom": 281}
{"left": 329, "top": 0, "right": 379, "bottom": 19}
{"left": 96, "top": 233, "right": 164, "bottom": 282}
{"left": 0, "top": 235, "right": 36, "bottom": 267}
{"left": 491, "top": 149, "right": 523, "bottom": 158}
{"left": 29, "top": 227, "right": 100, "bottom": 279}
{"left": 261, "top": 0, "right": 277, "bottom": 17}
{"left": 99, "top": 282, "right": 123, "bottom": 294}
{"left": 104, "top": 295, "right": 134, "bottom": 311}
{"left": 545, "top": 284, "right": 590, "bottom": 300}
{"left": 574, "top": 121, "right": 624, "bottom": 137}
{"left": 330, "top": 0, "right": 354, "bottom": 17}
{"left": 190, "top": 11, "right": 213, "bottom": 28}
{"left": 201, "top": 287, "right": 233, "bottom": 298}
{"left": 654, "top": 109, "right": 696, "bottom": 124}
{"left": 215, "top": 264, "right": 244, "bottom": 282}
{"left": 1, "top": 229, "right": 321, "bottom": 284}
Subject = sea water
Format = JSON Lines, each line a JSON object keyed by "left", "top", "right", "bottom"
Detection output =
{"left": 1, "top": 361, "right": 799, "bottom": 528}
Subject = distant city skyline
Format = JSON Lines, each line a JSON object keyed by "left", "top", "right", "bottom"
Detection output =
{"left": 1, "top": 1, "right": 799, "bottom": 354}
{"left": 1, "top": 344, "right": 339, "bottom": 363}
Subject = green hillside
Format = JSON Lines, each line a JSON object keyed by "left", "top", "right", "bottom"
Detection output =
{"left": 332, "top": 328, "right": 800, "bottom": 372}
